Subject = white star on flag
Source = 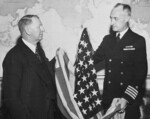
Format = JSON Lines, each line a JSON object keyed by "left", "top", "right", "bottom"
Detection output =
{"left": 86, "top": 84, "right": 89, "bottom": 89}
{"left": 88, "top": 58, "right": 94, "bottom": 65}
{"left": 91, "top": 68, "right": 96, "bottom": 74}
{"left": 82, "top": 109, "right": 87, "bottom": 115}
{"left": 83, "top": 42, "right": 88, "bottom": 48}
{"left": 77, "top": 101, "right": 83, "bottom": 107}
{"left": 80, "top": 40, "right": 84, "bottom": 45}
{"left": 76, "top": 67, "right": 79, "bottom": 72}
{"left": 78, "top": 60, "right": 83, "bottom": 66}
{"left": 83, "top": 96, "right": 89, "bottom": 103}
{"left": 78, "top": 48, "right": 83, "bottom": 54}
{"left": 95, "top": 99, "right": 101, "bottom": 105}
{"left": 86, "top": 50, "right": 91, "bottom": 56}
{"left": 79, "top": 87, "right": 85, "bottom": 94}
{"left": 77, "top": 81, "right": 81, "bottom": 85}
{"left": 87, "top": 72, "right": 90, "bottom": 77}
{"left": 89, "top": 80, "right": 94, "bottom": 87}
{"left": 84, "top": 63, "right": 88, "bottom": 69}
{"left": 83, "top": 56, "right": 86, "bottom": 60}
{"left": 73, "top": 94, "right": 77, "bottom": 98}
{"left": 88, "top": 105, "right": 92, "bottom": 111}
{"left": 82, "top": 75, "right": 87, "bottom": 82}
{"left": 92, "top": 89, "right": 98, "bottom": 96}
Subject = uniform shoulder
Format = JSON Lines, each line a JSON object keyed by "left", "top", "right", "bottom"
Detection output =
{"left": 130, "top": 30, "right": 146, "bottom": 48}
{"left": 130, "top": 30, "right": 145, "bottom": 41}
{"left": 103, "top": 33, "right": 115, "bottom": 43}
{"left": 104, "top": 33, "right": 114, "bottom": 38}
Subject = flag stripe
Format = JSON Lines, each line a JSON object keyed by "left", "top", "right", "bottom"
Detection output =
{"left": 56, "top": 68, "right": 78, "bottom": 119}
{"left": 56, "top": 51, "right": 84, "bottom": 119}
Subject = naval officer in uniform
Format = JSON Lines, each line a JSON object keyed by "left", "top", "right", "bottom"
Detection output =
{"left": 93, "top": 3, "right": 148, "bottom": 119}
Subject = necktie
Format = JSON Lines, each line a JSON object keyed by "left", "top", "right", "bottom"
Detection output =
{"left": 35, "top": 46, "right": 42, "bottom": 62}
{"left": 116, "top": 33, "right": 120, "bottom": 43}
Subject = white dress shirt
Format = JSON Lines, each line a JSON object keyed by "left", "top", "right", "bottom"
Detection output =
{"left": 22, "top": 38, "right": 36, "bottom": 53}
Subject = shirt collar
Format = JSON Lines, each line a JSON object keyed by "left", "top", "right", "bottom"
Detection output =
{"left": 22, "top": 38, "right": 36, "bottom": 53}
{"left": 117, "top": 28, "right": 129, "bottom": 39}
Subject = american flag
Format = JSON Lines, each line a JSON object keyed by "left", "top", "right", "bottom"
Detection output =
{"left": 74, "top": 28, "right": 103, "bottom": 119}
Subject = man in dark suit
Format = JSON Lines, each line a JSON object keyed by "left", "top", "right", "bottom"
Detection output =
{"left": 93, "top": 3, "right": 148, "bottom": 119}
{"left": 1, "top": 15, "right": 64, "bottom": 119}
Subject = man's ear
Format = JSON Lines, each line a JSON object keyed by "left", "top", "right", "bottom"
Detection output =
{"left": 125, "top": 15, "right": 131, "bottom": 22}
{"left": 24, "top": 25, "right": 31, "bottom": 35}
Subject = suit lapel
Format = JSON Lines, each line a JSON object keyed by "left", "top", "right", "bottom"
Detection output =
{"left": 18, "top": 37, "right": 52, "bottom": 87}
{"left": 17, "top": 37, "right": 39, "bottom": 63}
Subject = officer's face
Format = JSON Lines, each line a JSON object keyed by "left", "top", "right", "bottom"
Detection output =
{"left": 110, "top": 6, "right": 130, "bottom": 32}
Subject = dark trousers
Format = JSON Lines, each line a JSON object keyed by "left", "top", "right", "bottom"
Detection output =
{"left": 0, "top": 100, "right": 66, "bottom": 119}
{"left": 124, "top": 104, "right": 140, "bottom": 119}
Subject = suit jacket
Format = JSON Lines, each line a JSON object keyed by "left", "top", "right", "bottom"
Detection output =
{"left": 1, "top": 37, "right": 57, "bottom": 119}
{"left": 93, "top": 28, "right": 148, "bottom": 106}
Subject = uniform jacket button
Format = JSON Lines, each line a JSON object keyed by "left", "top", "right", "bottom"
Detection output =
{"left": 108, "top": 81, "right": 111, "bottom": 84}
{"left": 121, "top": 72, "right": 124, "bottom": 75}
{"left": 108, "top": 70, "right": 111, "bottom": 73}
{"left": 120, "top": 82, "right": 123, "bottom": 86}
{"left": 109, "top": 59, "right": 112, "bottom": 62}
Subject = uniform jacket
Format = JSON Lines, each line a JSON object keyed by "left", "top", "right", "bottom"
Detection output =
{"left": 2, "top": 37, "right": 57, "bottom": 119}
{"left": 93, "top": 28, "right": 148, "bottom": 105}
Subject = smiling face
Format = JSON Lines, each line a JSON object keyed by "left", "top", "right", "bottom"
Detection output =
{"left": 110, "top": 5, "right": 130, "bottom": 32}
{"left": 28, "top": 17, "right": 45, "bottom": 43}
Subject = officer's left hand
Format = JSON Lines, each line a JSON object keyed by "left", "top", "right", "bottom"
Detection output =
{"left": 116, "top": 98, "right": 128, "bottom": 113}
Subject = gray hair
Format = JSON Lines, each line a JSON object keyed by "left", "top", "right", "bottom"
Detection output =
{"left": 114, "top": 3, "right": 131, "bottom": 16}
{"left": 18, "top": 14, "right": 39, "bottom": 34}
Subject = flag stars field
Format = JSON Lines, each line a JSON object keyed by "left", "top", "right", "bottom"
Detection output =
{"left": 74, "top": 28, "right": 103, "bottom": 118}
